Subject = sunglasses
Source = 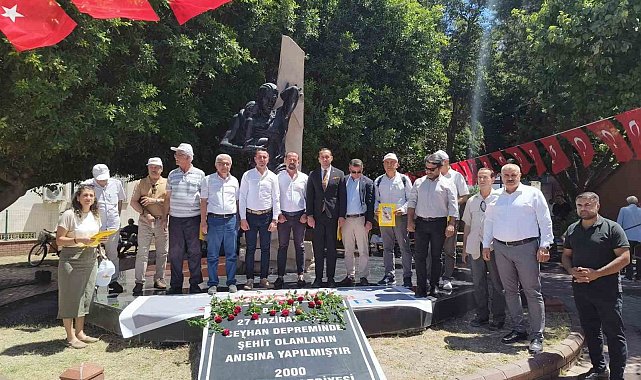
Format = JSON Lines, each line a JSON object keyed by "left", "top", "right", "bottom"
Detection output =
{"left": 151, "top": 183, "right": 157, "bottom": 195}
{"left": 480, "top": 200, "right": 487, "bottom": 212}
{"left": 350, "top": 170, "right": 362, "bottom": 174}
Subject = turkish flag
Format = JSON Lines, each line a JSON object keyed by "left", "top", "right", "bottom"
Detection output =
{"left": 71, "top": 0, "right": 159, "bottom": 21}
{"left": 539, "top": 136, "right": 571, "bottom": 174}
{"left": 504, "top": 146, "right": 533, "bottom": 175}
{"left": 478, "top": 155, "right": 494, "bottom": 169}
{"left": 614, "top": 108, "right": 641, "bottom": 158}
{"left": 490, "top": 151, "right": 508, "bottom": 167}
{"left": 466, "top": 159, "right": 478, "bottom": 184}
{"left": 560, "top": 128, "right": 594, "bottom": 167}
{"left": 0, "top": 0, "right": 76, "bottom": 51}
{"left": 456, "top": 161, "right": 475, "bottom": 185}
{"left": 587, "top": 120, "right": 634, "bottom": 163}
{"left": 450, "top": 162, "right": 465, "bottom": 178}
{"left": 169, "top": 0, "right": 231, "bottom": 25}
{"left": 519, "top": 141, "right": 547, "bottom": 176}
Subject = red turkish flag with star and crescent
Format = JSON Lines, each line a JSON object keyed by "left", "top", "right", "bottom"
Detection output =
{"left": 560, "top": 128, "right": 595, "bottom": 167}
{"left": 539, "top": 136, "right": 571, "bottom": 174}
{"left": 478, "top": 155, "right": 494, "bottom": 170}
{"left": 587, "top": 120, "right": 634, "bottom": 163}
{"left": 518, "top": 141, "right": 547, "bottom": 176}
{"left": 456, "top": 160, "right": 475, "bottom": 185}
{"left": 614, "top": 108, "right": 641, "bottom": 158}
{"left": 490, "top": 151, "right": 508, "bottom": 167}
{"left": 169, "top": 0, "right": 231, "bottom": 25}
{"left": 465, "top": 159, "right": 478, "bottom": 183}
{"left": 70, "top": 0, "right": 159, "bottom": 21}
{"left": 504, "top": 146, "right": 532, "bottom": 175}
{"left": 0, "top": 0, "right": 76, "bottom": 51}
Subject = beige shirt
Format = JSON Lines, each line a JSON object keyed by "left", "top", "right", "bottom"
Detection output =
{"left": 131, "top": 177, "right": 167, "bottom": 219}
{"left": 58, "top": 209, "right": 101, "bottom": 248}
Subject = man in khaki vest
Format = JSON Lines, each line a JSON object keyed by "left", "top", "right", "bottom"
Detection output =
{"left": 130, "top": 157, "right": 168, "bottom": 295}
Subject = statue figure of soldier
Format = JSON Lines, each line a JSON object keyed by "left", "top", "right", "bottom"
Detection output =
{"left": 220, "top": 83, "right": 301, "bottom": 171}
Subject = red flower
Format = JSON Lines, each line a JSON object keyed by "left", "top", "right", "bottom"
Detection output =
{"left": 234, "top": 306, "right": 242, "bottom": 314}
{"left": 308, "top": 301, "right": 316, "bottom": 308}
{"left": 281, "top": 309, "right": 290, "bottom": 317}
{"left": 269, "top": 310, "right": 277, "bottom": 316}
{"left": 297, "top": 296, "right": 304, "bottom": 302}
{"left": 278, "top": 300, "right": 285, "bottom": 305}
{"left": 287, "top": 299, "right": 295, "bottom": 305}
{"left": 314, "top": 297, "right": 320, "bottom": 302}
{"left": 222, "top": 329, "right": 230, "bottom": 336}
{"left": 251, "top": 313, "right": 260, "bottom": 320}
{"left": 316, "top": 300, "right": 323, "bottom": 307}
{"left": 214, "top": 315, "right": 223, "bottom": 323}
{"left": 227, "top": 314, "right": 235, "bottom": 321}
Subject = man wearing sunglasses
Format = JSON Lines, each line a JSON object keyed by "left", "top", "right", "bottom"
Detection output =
{"left": 337, "top": 159, "right": 375, "bottom": 286}
{"left": 482, "top": 163, "right": 553, "bottom": 354}
{"left": 130, "top": 157, "right": 168, "bottom": 295}
{"left": 461, "top": 168, "right": 505, "bottom": 330}
{"left": 407, "top": 154, "right": 458, "bottom": 298}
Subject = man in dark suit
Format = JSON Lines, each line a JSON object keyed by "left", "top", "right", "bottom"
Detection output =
{"left": 306, "top": 148, "right": 344, "bottom": 288}
{"left": 338, "top": 159, "right": 375, "bottom": 286}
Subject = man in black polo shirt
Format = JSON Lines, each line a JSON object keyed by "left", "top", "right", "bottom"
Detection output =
{"left": 562, "top": 192, "right": 631, "bottom": 380}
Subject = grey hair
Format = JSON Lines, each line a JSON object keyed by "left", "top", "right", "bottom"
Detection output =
{"left": 576, "top": 192, "right": 599, "bottom": 203}
{"left": 424, "top": 154, "right": 443, "bottom": 166}
{"left": 627, "top": 196, "right": 638, "bottom": 205}
{"left": 501, "top": 163, "right": 521, "bottom": 174}
{"left": 215, "top": 154, "right": 232, "bottom": 164}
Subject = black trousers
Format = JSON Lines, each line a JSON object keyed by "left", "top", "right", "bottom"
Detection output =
{"left": 168, "top": 215, "right": 202, "bottom": 289}
{"left": 624, "top": 240, "right": 639, "bottom": 279}
{"left": 414, "top": 218, "right": 447, "bottom": 293}
{"left": 573, "top": 287, "right": 627, "bottom": 379}
{"left": 312, "top": 215, "right": 338, "bottom": 281}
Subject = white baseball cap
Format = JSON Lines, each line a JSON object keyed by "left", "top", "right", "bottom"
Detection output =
{"left": 146, "top": 157, "right": 163, "bottom": 167}
{"left": 92, "top": 164, "right": 110, "bottom": 181}
{"left": 383, "top": 153, "right": 398, "bottom": 162}
{"left": 95, "top": 259, "right": 116, "bottom": 287}
{"left": 433, "top": 150, "right": 449, "bottom": 161}
{"left": 171, "top": 143, "right": 194, "bottom": 157}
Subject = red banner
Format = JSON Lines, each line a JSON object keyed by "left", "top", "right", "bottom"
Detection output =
{"left": 504, "top": 146, "right": 532, "bottom": 175}
{"left": 490, "top": 151, "right": 508, "bottom": 167}
{"left": 539, "top": 136, "right": 571, "bottom": 174}
{"left": 478, "top": 155, "right": 493, "bottom": 169}
{"left": 465, "top": 159, "right": 478, "bottom": 184}
{"left": 560, "top": 128, "right": 594, "bottom": 167}
{"left": 519, "top": 142, "right": 547, "bottom": 176}
{"left": 587, "top": 120, "right": 634, "bottom": 162}
{"left": 169, "top": 0, "right": 231, "bottom": 25}
{"left": 71, "top": 0, "right": 159, "bottom": 21}
{"left": 457, "top": 160, "right": 475, "bottom": 185}
{"left": 0, "top": 0, "right": 76, "bottom": 51}
{"left": 614, "top": 108, "right": 641, "bottom": 158}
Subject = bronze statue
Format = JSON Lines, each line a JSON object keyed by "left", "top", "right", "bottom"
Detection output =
{"left": 220, "top": 83, "right": 301, "bottom": 171}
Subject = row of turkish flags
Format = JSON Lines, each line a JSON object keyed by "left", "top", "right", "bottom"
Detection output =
{"left": 450, "top": 108, "right": 641, "bottom": 185}
{"left": 0, "top": 0, "right": 231, "bottom": 51}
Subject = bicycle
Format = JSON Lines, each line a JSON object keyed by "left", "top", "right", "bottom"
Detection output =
{"left": 28, "top": 229, "right": 60, "bottom": 267}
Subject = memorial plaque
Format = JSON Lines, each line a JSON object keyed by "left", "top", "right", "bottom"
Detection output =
{"left": 198, "top": 301, "right": 386, "bottom": 380}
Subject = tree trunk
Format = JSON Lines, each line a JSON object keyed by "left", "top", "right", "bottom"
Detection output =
{"left": 0, "top": 174, "right": 28, "bottom": 212}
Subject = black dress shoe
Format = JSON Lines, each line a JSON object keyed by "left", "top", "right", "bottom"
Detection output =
{"left": 108, "top": 281, "right": 124, "bottom": 294}
{"left": 338, "top": 276, "right": 354, "bottom": 287}
{"left": 327, "top": 278, "right": 336, "bottom": 288}
{"left": 528, "top": 337, "right": 543, "bottom": 354}
{"left": 501, "top": 330, "right": 529, "bottom": 344}
{"left": 274, "top": 277, "right": 284, "bottom": 290}
{"left": 489, "top": 320, "right": 505, "bottom": 331}
{"left": 359, "top": 277, "right": 369, "bottom": 286}
{"left": 428, "top": 288, "right": 439, "bottom": 298}
{"left": 189, "top": 285, "right": 202, "bottom": 294}
{"left": 166, "top": 287, "right": 183, "bottom": 295}
{"left": 403, "top": 277, "right": 413, "bottom": 288}
{"left": 132, "top": 283, "right": 143, "bottom": 296}
{"left": 470, "top": 317, "right": 489, "bottom": 328}
{"left": 311, "top": 280, "right": 322, "bottom": 288}
{"left": 583, "top": 368, "right": 609, "bottom": 379}
{"left": 297, "top": 279, "right": 307, "bottom": 288}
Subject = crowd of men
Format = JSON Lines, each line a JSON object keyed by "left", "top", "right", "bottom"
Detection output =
{"left": 87, "top": 143, "right": 631, "bottom": 378}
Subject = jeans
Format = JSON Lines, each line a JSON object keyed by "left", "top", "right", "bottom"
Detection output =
{"left": 206, "top": 214, "right": 238, "bottom": 286}
{"left": 245, "top": 212, "right": 273, "bottom": 279}
{"left": 574, "top": 288, "right": 627, "bottom": 379}
{"left": 414, "top": 218, "right": 447, "bottom": 294}
{"left": 168, "top": 215, "right": 202, "bottom": 289}
{"left": 277, "top": 211, "right": 306, "bottom": 276}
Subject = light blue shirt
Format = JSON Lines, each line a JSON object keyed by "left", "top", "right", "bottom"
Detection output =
{"left": 617, "top": 204, "right": 641, "bottom": 242}
{"left": 346, "top": 177, "right": 366, "bottom": 215}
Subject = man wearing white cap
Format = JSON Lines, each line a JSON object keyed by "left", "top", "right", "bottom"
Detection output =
{"left": 433, "top": 149, "right": 470, "bottom": 291}
{"left": 374, "top": 153, "right": 413, "bottom": 287}
{"left": 83, "top": 164, "right": 126, "bottom": 293}
{"left": 130, "top": 157, "right": 168, "bottom": 295}
{"left": 163, "top": 143, "right": 206, "bottom": 294}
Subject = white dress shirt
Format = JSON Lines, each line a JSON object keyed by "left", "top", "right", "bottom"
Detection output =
{"left": 443, "top": 168, "right": 470, "bottom": 198}
{"left": 407, "top": 175, "right": 458, "bottom": 218}
{"left": 482, "top": 183, "right": 554, "bottom": 249}
{"left": 200, "top": 173, "right": 239, "bottom": 215}
{"left": 239, "top": 168, "right": 280, "bottom": 220}
{"left": 617, "top": 204, "right": 641, "bottom": 242}
{"left": 374, "top": 172, "right": 412, "bottom": 214}
{"left": 82, "top": 178, "right": 126, "bottom": 230}
{"left": 462, "top": 190, "right": 499, "bottom": 259}
{"left": 278, "top": 170, "right": 308, "bottom": 213}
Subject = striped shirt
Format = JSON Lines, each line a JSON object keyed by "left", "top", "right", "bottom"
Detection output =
{"left": 167, "top": 165, "right": 205, "bottom": 218}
